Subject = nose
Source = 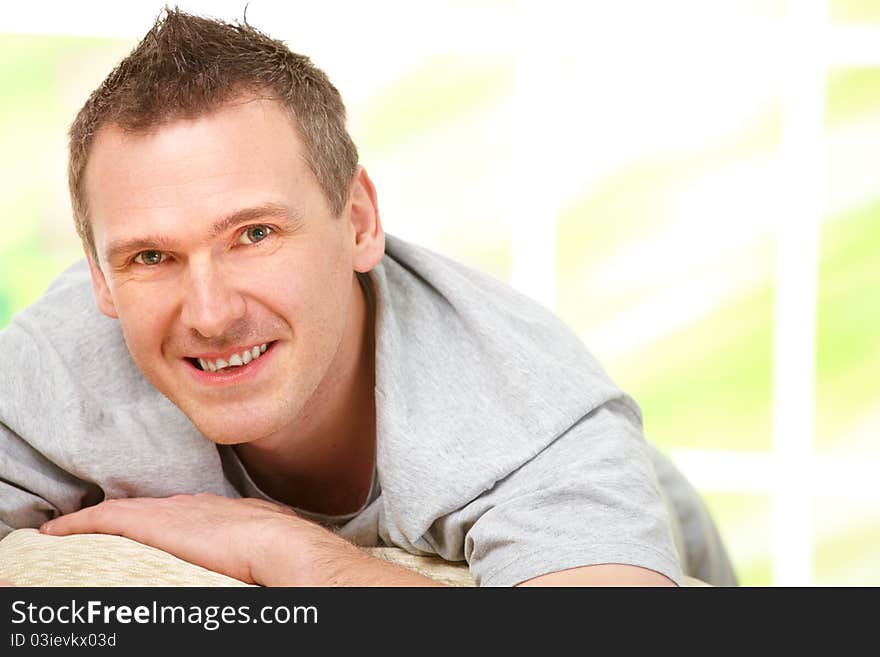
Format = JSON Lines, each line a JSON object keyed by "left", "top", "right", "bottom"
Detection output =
{"left": 179, "top": 258, "right": 247, "bottom": 339}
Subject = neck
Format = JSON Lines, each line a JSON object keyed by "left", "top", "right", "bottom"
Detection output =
{"left": 233, "top": 272, "right": 377, "bottom": 515}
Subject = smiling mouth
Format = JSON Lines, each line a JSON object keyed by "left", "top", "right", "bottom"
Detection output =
{"left": 188, "top": 342, "right": 275, "bottom": 372}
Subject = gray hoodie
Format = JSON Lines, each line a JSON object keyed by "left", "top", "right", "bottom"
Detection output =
{"left": 0, "top": 234, "right": 736, "bottom": 586}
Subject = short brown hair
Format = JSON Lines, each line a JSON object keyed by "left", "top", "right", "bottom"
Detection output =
{"left": 69, "top": 6, "right": 359, "bottom": 262}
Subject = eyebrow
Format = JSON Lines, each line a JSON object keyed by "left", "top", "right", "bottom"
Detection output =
{"left": 210, "top": 202, "right": 302, "bottom": 237}
{"left": 103, "top": 202, "right": 303, "bottom": 266}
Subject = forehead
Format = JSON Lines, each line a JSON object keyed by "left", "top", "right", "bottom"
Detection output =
{"left": 83, "top": 98, "right": 317, "bottom": 248}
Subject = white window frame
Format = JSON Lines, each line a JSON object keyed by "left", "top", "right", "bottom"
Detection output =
{"left": 510, "top": 0, "right": 880, "bottom": 586}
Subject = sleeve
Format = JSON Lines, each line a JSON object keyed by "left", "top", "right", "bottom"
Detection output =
{"left": 0, "top": 318, "right": 104, "bottom": 541}
{"left": 0, "top": 421, "right": 103, "bottom": 540}
{"left": 427, "top": 399, "right": 685, "bottom": 586}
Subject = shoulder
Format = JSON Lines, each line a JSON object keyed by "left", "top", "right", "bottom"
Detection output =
{"left": 0, "top": 259, "right": 155, "bottom": 419}
{"left": 3, "top": 259, "right": 109, "bottom": 346}
{"left": 370, "top": 235, "right": 644, "bottom": 542}
{"left": 377, "top": 234, "right": 629, "bottom": 415}
{"left": 380, "top": 234, "right": 607, "bottom": 370}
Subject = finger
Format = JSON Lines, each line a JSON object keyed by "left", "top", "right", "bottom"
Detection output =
{"left": 40, "top": 499, "right": 150, "bottom": 537}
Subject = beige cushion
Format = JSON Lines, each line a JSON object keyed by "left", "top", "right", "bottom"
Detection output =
{"left": 0, "top": 528, "right": 707, "bottom": 586}
{"left": 364, "top": 547, "right": 476, "bottom": 586}
{"left": 0, "top": 529, "right": 474, "bottom": 587}
{"left": 0, "top": 529, "right": 252, "bottom": 587}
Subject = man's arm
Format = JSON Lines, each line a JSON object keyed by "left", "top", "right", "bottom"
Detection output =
{"left": 443, "top": 400, "right": 686, "bottom": 587}
{"left": 40, "top": 493, "right": 445, "bottom": 587}
{"left": 517, "top": 564, "right": 677, "bottom": 587}
{"left": 41, "top": 494, "right": 680, "bottom": 587}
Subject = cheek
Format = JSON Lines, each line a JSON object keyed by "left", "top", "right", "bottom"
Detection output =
{"left": 274, "top": 258, "right": 352, "bottom": 347}
{"left": 267, "top": 247, "right": 350, "bottom": 310}
{"left": 111, "top": 287, "right": 175, "bottom": 359}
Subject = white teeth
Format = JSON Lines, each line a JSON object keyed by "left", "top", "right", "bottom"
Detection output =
{"left": 197, "top": 343, "right": 270, "bottom": 373}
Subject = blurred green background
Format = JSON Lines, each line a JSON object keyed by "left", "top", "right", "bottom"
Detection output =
{"left": 1, "top": 1, "right": 877, "bottom": 585}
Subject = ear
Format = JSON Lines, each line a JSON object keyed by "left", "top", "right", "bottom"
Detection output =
{"left": 86, "top": 251, "right": 119, "bottom": 319}
{"left": 347, "top": 166, "right": 385, "bottom": 273}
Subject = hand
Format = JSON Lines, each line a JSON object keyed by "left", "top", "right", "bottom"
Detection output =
{"left": 39, "top": 493, "right": 309, "bottom": 585}
{"left": 40, "top": 493, "right": 445, "bottom": 587}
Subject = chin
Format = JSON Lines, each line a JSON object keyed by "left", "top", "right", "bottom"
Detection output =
{"left": 188, "top": 413, "right": 282, "bottom": 446}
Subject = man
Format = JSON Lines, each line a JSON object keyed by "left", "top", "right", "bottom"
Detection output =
{"left": 0, "top": 9, "right": 736, "bottom": 586}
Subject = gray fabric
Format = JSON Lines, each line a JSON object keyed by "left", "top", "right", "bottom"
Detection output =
{"left": 0, "top": 233, "right": 735, "bottom": 586}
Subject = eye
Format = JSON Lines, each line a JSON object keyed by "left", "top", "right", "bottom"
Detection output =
{"left": 132, "top": 250, "right": 166, "bottom": 266}
{"left": 238, "top": 224, "right": 272, "bottom": 245}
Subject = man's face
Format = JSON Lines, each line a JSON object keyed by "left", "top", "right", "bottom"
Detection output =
{"left": 83, "top": 97, "right": 378, "bottom": 445}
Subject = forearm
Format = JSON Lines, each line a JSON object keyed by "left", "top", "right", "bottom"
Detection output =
{"left": 38, "top": 494, "right": 447, "bottom": 587}
{"left": 255, "top": 523, "right": 446, "bottom": 587}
